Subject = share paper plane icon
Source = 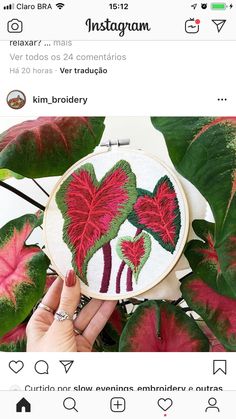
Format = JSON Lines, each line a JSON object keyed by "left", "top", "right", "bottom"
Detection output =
{"left": 59, "top": 360, "right": 74, "bottom": 373}
{"left": 212, "top": 19, "right": 226, "bottom": 33}
{"left": 191, "top": 3, "right": 197, "bottom": 9}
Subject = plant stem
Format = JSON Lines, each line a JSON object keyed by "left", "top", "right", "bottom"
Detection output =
{"left": 126, "top": 268, "right": 133, "bottom": 292}
{"left": 0, "top": 180, "right": 45, "bottom": 211}
{"left": 100, "top": 242, "right": 112, "bottom": 293}
{"left": 32, "top": 179, "right": 49, "bottom": 197}
{"left": 116, "top": 261, "right": 125, "bottom": 293}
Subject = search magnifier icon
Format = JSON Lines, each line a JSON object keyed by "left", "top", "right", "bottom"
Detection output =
{"left": 63, "top": 397, "right": 78, "bottom": 412}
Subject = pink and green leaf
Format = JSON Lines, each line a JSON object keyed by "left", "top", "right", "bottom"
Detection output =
{"left": 151, "top": 117, "right": 236, "bottom": 292}
{"left": 185, "top": 220, "right": 233, "bottom": 297}
{"left": 128, "top": 176, "right": 181, "bottom": 253}
{"left": 0, "top": 214, "right": 49, "bottom": 337}
{"left": 198, "top": 322, "right": 226, "bottom": 352}
{"left": 116, "top": 232, "right": 151, "bottom": 281}
{"left": 102, "top": 305, "right": 127, "bottom": 351}
{"left": 0, "top": 323, "right": 26, "bottom": 352}
{"left": 181, "top": 275, "right": 236, "bottom": 351}
{"left": 0, "top": 117, "right": 105, "bottom": 178}
{"left": 56, "top": 160, "right": 137, "bottom": 282}
{"left": 119, "top": 300, "right": 209, "bottom": 352}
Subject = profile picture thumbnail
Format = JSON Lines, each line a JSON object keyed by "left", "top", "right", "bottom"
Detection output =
{"left": 7, "top": 90, "right": 26, "bottom": 110}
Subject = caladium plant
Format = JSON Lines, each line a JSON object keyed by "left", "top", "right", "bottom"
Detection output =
{"left": 0, "top": 117, "right": 105, "bottom": 178}
{"left": 0, "top": 213, "right": 49, "bottom": 337}
{"left": 1, "top": 116, "right": 236, "bottom": 352}
{"left": 0, "top": 323, "right": 26, "bottom": 352}
{"left": 151, "top": 116, "right": 236, "bottom": 352}
{"left": 119, "top": 300, "right": 209, "bottom": 352}
{"left": 151, "top": 117, "right": 236, "bottom": 295}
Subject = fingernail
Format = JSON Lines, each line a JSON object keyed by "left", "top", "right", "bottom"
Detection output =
{"left": 65, "top": 269, "right": 77, "bottom": 287}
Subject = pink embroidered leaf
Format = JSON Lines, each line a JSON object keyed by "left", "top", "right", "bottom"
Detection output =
{"left": 0, "top": 117, "right": 105, "bottom": 178}
{"left": 0, "top": 323, "right": 26, "bottom": 352}
{"left": 119, "top": 301, "right": 209, "bottom": 352}
{"left": 181, "top": 275, "right": 236, "bottom": 351}
{"left": 129, "top": 176, "right": 181, "bottom": 253}
{"left": 116, "top": 232, "right": 151, "bottom": 281}
{"left": 151, "top": 117, "right": 236, "bottom": 293}
{"left": 56, "top": 160, "right": 137, "bottom": 282}
{"left": 0, "top": 214, "right": 49, "bottom": 337}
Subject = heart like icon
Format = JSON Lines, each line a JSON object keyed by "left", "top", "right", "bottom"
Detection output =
{"left": 9, "top": 360, "right": 24, "bottom": 374}
{"left": 157, "top": 398, "right": 173, "bottom": 412}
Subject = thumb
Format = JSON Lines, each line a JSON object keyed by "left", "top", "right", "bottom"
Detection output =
{"left": 56, "top": 269, "right": 81, "bottom": 319}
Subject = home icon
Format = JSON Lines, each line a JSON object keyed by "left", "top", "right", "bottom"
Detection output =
{"left": 16, "top": 398, "right": 31, "bottom": 413}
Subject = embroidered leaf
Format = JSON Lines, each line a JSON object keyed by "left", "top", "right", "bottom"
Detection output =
{"left": 181, "top": 275, "right": 236, "bottom": 351}
{"left": 0, "top": 214, "right": 49, "bottom": 337}
{"left": 185, "top": 220, "right": 233, "bottom": 297}
{"left": 119, "top": 300, "right": 209, "bottom": 352}
{"left": 151, "top": 117, "right": 236, "bottom": 293}
{"left": 0, "top": 117, "right": 105, "bottom": 178}
{"left": 116, "top": 232, "right": 151, "bottom": 281}
{"left": 129, "top": 176, "right": 181, "bottom": 253}
{"left": 56, "top": 160, "right": 137, "bottom": 282}
{"left": 0, "top": 323, "right": 26, "bottom": 352}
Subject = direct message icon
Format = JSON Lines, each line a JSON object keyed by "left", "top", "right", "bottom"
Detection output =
{"left": 59, "top": 360, "right": 74, "bottom": 374}
{"left": 213, "top": 360, "right": 227, "bottom": 375}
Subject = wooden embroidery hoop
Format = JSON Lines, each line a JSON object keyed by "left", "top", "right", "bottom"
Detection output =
{"left": 43, "top": 142, "right": 189, "bottom": 300}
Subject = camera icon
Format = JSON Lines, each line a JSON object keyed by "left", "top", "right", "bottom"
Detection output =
{"left": 7, "top": 19, "right": 23, "bottom": 33}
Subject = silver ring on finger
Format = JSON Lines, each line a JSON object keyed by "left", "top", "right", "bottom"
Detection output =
{"left": 38, "top": 303, "right": 54, "bottom": 314}
{"left": 54, "top": 309, "right": 73, "bottom": 322}
{"left": 73, "top": 328, "right": 83, "bottom": 335}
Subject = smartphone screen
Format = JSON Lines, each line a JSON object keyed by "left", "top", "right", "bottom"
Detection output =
{"left": 0, "top": 1, "right": 235, "bottom": 417}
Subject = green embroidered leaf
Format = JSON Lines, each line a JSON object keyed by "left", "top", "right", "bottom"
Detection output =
{"left": 128, "top": 176, "right": 181, "bottom": 253}
{"left": 116, "top": 232, "right": 151, "bottom": 281}
{"left": 0, "top": 213, "right": 49, "bottom": 337}
{"left": 185, "top": 219, "right": 232, "bottom": 297}
{"left": 0, "top": 117, "right": 105, "bottom": 178}
{"left": 119, "top": 300, "right": 209, "bottom": 352}
{"left": 151, "top": 117, "right": 236, "bottom": 293}
{"left": 56, "top": 160, "right": 137, "bottom": 282}
{"left": 181, "top": 274, "right": 236, "bottom": 351}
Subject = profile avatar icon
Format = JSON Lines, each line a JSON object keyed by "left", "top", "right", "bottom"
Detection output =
{"left": 205, "top": 397, "right": 220, "bottom": 413}
{"left": 7, "top": 90, "right": 26, "bottom": 110}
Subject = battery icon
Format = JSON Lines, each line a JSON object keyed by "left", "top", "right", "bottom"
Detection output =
{"left": 211, "top": 3, "right": 227, "bottom": 9}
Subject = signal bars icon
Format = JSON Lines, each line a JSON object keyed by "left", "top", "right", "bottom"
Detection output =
{"left": 3, "top": 3, "right": 14, "bottom": 9}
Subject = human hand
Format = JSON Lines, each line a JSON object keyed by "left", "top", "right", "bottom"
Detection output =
{"left": 26, "top": 270, "right": 117, "bottom": 352}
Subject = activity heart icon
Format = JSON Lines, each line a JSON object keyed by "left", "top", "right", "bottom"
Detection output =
{"left": 9, "top": 360, "right": 24, "bottom": 374}
{"left": 157, "top": 398, "right": 173, "bottom": 411}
